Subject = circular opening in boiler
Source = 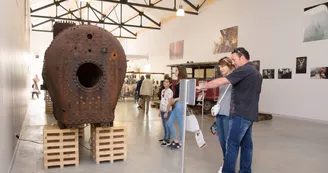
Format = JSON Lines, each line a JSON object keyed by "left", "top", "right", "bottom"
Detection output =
{"left": 76, "top": 63, "right": 103, "bottom": 88}
{"left": 87, "top": 34, "right": 93, "bottom": 39}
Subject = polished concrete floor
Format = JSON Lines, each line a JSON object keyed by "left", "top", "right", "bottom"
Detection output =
{"left": 10, "top": 93, "right": 328, "bottom": 173}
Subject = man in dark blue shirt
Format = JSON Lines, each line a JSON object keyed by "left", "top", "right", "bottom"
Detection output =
{"left": 197, "top": 47, "right": 262, "bottom": 173}
{"left": 135, "top": 76, "right": 144, "bottom": 106}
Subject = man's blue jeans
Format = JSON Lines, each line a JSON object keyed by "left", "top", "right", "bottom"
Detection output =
{"left": 160, "top": 111, "right": 171, "bottom": 141}
{"left": 222, "top": 116, "right": 253, "bottom": 173}
{"left": 167, "top": 102, "right": 184, "bottom": 142}
{"left": 216, "top": 114, "right": 230, "bottom": 159}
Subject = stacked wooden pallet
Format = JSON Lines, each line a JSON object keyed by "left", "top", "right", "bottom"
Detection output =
{"left": 44, "top": 91, "right": 53, "bottom": 114}
{"left": 91, "top": 125, "right": 127, "bottom": 164}
{"left": 43, "top": 125, "right": 79, "bottom": 169}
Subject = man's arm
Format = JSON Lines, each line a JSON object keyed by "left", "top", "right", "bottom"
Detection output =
{"left": 196, "top": 77, "right": 230, "bottom": 90}
{"left": 197, "top": 64, "right": 254, "bottom": 91}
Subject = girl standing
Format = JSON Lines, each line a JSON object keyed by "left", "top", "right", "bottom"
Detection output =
{"left": 215, "top": 57, "right": 235, "bottom": 172}
{"left": 167, "top": 66, "right": 187, "bottom": 149}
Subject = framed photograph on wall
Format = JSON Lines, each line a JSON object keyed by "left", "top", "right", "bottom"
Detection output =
{"left": 278, "top": 68, "right": 292, "bottom": 79}
{"left": 310, "top": 67, "right": 328, "bottom": 79}
{"left": 303, "top": 2, "right": 328, "bottom": 42}
{"left": 296, "top": 57, "right": 307, "bottom": 74}
{"left": 263, "top": 69, "right": 275, "bottom": 79}
{"left": 169, "top": 40, "right": 184, "bottom": 60}
{"left": 213, "top": 26, "right": 238, "bottom": 54}
{"left": 252, "top": 60, "right": 260, "bottom": 71}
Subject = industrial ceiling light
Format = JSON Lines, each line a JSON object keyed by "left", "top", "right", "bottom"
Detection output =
{"left": 176, "top": 4, "right": 185, "bottom": 16}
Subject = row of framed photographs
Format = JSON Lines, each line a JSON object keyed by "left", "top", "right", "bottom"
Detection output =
{"left": 252, "top": 57, "right": 327, "bottom": 79}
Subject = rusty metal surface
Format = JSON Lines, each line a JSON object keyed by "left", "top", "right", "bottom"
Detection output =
{"left": 43, "top": 24, "right": 126, "bottom": 127}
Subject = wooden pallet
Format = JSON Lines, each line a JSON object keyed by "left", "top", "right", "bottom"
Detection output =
{"left": 259, "top": 113, "right": 273, "bottom": 121}
{"left": 44, "top": 91, "right": 53, "bottom": 114}
{"left": 45, "top": 101, "right": 53, "bottom": 114}
{"left": 91, "top": 125, "right": 127, "bottom": 164}
{"left": 43, "top": 125, "right": 79, "bottom": 169}
{"left": 44, "top": 91, "right": 52, "bottom": 102}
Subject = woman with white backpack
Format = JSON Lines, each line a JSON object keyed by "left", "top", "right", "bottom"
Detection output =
{"left": 212, "top": 57, "right": 235, "bottom": 172}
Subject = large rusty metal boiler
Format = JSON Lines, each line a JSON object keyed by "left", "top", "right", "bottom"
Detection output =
{"left": 43, "top": 24, "right": 127, "bottom": 128}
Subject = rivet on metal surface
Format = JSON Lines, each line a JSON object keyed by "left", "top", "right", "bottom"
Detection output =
{"left": 101, "top": 47, "right": 107, "bottom": 54}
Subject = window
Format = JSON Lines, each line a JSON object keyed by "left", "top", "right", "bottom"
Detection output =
{"left": 206, "top": 68, "right": 215, "bottom": 79}
{"left": 194, "top": 69, "right": 204, "bottom": 78}
{"left": 171, "top": 67, "right": 177, "bottom": 80}
{"left": 187, "top": 68, "right": 192, "bottom": 78}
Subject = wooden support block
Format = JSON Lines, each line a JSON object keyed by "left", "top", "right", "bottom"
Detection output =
{"left": 91, "top": 125, "right": 127, "bottom": 164}
{"left": 45, "top": 101, "right": 53, "bottom": 114}
{"left": 43, "top": 125, "right": 79, "bottom": 169}
{"left": 259, "top": 113, "right": 273, "bottom": 121}
{"left": 44, "top": 91, "right": 52, "bottom": 102}
{"left": 44, "top": 91, "right": 53, "bottom": 114}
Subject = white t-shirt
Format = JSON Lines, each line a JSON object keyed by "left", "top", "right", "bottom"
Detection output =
{"left": 160, "top": 88, "right": 173, "bottom": 112}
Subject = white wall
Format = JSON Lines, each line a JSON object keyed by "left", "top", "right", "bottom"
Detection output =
{"left": 132, "top": 0, "right": 328, "bottom": 121}
{"left": 0, "top": 0, "right": 31, "bottom": 172}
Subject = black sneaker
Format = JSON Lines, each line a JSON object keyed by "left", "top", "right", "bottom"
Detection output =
{"left": 171, "top": 143, "right": 182, "bottom": 150}
{"left": 167, "top": 141, "right": 177, "bottom": 148}
{"left": 161, "top": 140, "right": 169, "bottom": 146}
{"left": 159, "top": 139, "right": 164, "bottom": 142}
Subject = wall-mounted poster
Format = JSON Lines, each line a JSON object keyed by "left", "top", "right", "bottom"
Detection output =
{"left": 278, "top": 68, "right": 292, "bottom": 79}
{"left": 169, "top": 40, "right": 184, "bottom": 60}
{"left": 296, "top": 56, "right": 307, "bottom": 73}
{"left": 252, "top": 60, "right": 260, "bottom": 71}
{"left": 310, "top": 67, "right": 328, "bottom": 79}
{"left": 303, "top": 2, "right": 328, "bottom": 42}
{"left": 213, "top": 26, "right": 238, "bottom": 54}
{"left": 263, "top": 69, "right": 275, "bottom": 79}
